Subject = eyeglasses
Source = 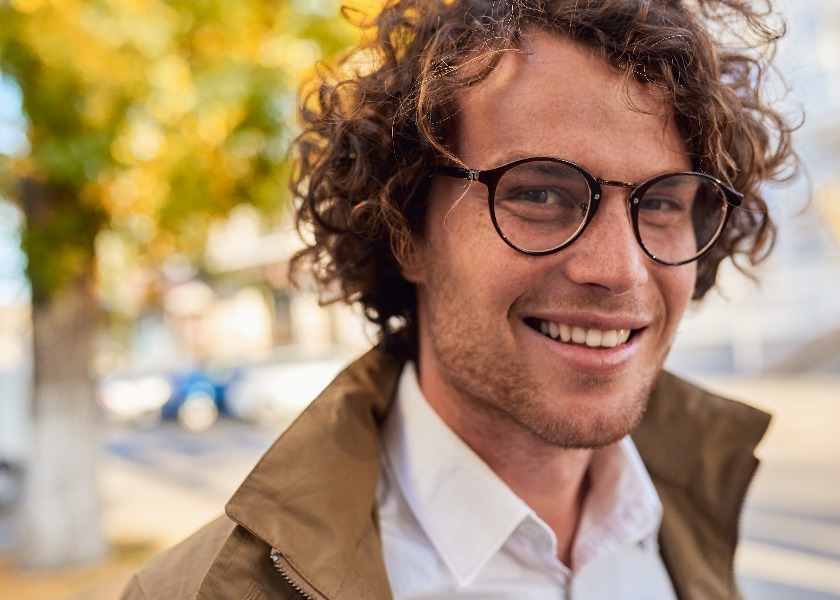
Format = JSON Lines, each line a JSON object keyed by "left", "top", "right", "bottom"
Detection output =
{"left": 435, "top": 157, "right": 743, "bottom": 266}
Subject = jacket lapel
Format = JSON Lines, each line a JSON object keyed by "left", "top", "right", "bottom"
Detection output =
{"left": 224, "top": 349, "right": 402, "bottom": 599}
{"left": 634, "top": 372, "right": 771, "bottom": 599}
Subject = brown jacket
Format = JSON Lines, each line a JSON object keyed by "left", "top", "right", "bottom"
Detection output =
{"left": 121, "top": 347, "right": 770, "bottom": 600}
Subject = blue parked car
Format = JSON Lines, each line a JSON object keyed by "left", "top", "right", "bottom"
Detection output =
{"left": 160, "top": 367, "right": 239, "bottom": 432}
{"left": 98, "top": 365, "right": 239, "bottom": 432}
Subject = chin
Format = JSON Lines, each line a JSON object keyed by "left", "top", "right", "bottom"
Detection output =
{"left": 510, "top": 382, "right": 652, "bottom": 449}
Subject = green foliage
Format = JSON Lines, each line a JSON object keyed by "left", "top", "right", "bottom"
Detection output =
{"left": 0, "top": 0, "right": 359, "bottom": 301}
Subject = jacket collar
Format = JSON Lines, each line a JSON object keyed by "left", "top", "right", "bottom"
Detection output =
{"left": 225, "top": 347, "right": 770, "bottom": 599}
{"left": 225, "top": 348, "right": 401, "bottom": 599}
{"left": 635, "top": 371, "right": 771, "bottom": 598}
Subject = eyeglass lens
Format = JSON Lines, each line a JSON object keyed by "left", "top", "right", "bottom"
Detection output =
{"left": 490, "top": 160, "right": 729, "bottom": 264}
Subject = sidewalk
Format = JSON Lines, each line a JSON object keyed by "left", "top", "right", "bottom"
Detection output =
{"left": 0, "top": 457, "right": 239, "bottom": 599}
{"left": 0, "top": 542, "right": 154, "bottom": 600}
{"left": 0, "top": 422, "right": 263, "bottom": 599}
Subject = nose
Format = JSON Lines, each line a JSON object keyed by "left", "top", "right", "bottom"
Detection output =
{"left": 559, "top": 187, "right": 649, "bottom": 294}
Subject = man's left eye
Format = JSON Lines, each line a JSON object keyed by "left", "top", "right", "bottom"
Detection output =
{"left": 639, "top": 196, "right": 686, "bottom": 213}
{"left": 521, "top": 189, "right": 555, "bottom": 204}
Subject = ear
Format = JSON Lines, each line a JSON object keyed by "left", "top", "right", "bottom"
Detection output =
{"left": 398, "top": 175, "right": 442, "bottom": 286}
{"left": 399, "top": 234, "right": 429, "bottom": 285}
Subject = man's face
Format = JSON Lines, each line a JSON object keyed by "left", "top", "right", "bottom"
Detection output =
{"left": 406, "top": 32, "right": 696, "bottom": 449}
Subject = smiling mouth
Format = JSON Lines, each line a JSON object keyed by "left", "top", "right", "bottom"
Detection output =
{"left": 526, "top": 318, "right": 634, "bottom": 348}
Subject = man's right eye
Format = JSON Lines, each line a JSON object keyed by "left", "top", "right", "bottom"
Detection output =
{"left": 639, "top": 196, "right": 685, "bottom": 213}
{"left": 517, "top": 188, "right": 559, "bottom": 204}
{"left": 496, "top": 186, "right": 586, "bottom": 228}
{"left": 503, "top": 186, "right": 575, "bottom": 207}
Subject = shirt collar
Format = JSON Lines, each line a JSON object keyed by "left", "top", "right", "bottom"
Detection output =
{"left": 381, "top": 362, "right": 664, "bottom": 583}
{"left": 572, "top": 436, "right": 663, "bottom": 570}
{"left": 381, "top": 362, "right": 530, "bottom": 586}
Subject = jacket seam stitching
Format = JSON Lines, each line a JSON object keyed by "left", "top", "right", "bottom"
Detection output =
{"left": 194, "top": 524, "right": 248, "bottom": 600}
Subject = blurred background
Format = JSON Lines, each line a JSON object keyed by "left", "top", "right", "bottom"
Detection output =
{"left": 0, "top": 0, "right": 837, "bottom": 598}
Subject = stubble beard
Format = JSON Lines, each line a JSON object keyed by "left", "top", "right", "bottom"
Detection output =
{"left": 421, "top": 288, "right": 670, "bottom": 450}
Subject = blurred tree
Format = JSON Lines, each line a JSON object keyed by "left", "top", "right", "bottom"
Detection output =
{"left": 0, "top": 0, "right": 357, "bottom": 568}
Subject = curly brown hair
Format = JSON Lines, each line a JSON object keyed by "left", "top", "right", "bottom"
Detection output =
{"left": 289, "top": 0, "right": 798, "bottom": 348}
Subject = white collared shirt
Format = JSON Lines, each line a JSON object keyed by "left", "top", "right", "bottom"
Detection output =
{"left": 376, "top": 363, "right": 678, "bottom": 600}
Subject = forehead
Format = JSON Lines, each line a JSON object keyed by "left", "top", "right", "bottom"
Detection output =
{"left": 453, "top": 31, "right": 690, "bottom": 178}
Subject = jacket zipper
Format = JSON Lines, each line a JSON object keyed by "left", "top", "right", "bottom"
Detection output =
{"left": 270, "top": 548, "right": 327, "bottom": 600}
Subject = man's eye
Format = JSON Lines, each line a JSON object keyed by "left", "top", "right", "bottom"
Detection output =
{"left": 519, "top": 188, "right": 558, "bottom": 204}
{"left": 639, "top": 196, "right": 686, "bottom": 213}
{"left": 506, "top": 187, "right": 575, "bottom": 207}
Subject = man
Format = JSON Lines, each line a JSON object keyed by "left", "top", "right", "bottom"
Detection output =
{"left": 122, "top": 0, "right": 796, "bottom": 598}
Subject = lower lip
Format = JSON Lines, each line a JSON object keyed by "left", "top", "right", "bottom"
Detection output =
{"left": 521, "top": 321, "right": 643, "bottom": 374}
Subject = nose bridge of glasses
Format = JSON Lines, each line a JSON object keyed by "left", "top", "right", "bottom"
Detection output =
{"left": 587, "top": 177, "right": 640, "bottom": 231}
{"left": 591, "top": 179, "right": 638, "bottom": 217}
{"left": 582, "top": 178, "right": 643, "bottom": 255}
{"left": 595, "top": 178, "right": 637, "bottom": 195}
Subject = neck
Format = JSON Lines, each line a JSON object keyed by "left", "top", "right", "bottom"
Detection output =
{"left": 426, "top": 391, "right": 593, "bottom": 566}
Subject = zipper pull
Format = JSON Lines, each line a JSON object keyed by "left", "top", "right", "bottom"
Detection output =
{"left": 269, "top": 548, "right": 323, "bottom": 600}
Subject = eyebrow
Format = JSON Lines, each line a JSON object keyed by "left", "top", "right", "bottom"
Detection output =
{"left": 487, "top": 152, "right": 690, "bottom": 181}
{"left": 483, "top": 150, "right": 533, "bottom": 166}
{"left": 651, "top": 175, "right": 698, "bottom": 189}
{"left": 516, "top": 161, "right": 582, "bottom": 180}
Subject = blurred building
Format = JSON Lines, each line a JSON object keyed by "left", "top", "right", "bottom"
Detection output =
{"left": 115, "top": 204, "right": 371, "bottom": 376}
{"left": 667, "top": 0, "right": 840, "bottom": 376}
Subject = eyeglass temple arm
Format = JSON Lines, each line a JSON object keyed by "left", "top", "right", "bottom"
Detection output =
{"left": 434, "top": 165, "right": 481, "bottom": 181}
{"left": 724, "top": 184, "right": 744, "bottom": 208}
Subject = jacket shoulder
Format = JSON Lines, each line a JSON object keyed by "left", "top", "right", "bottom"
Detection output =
{"left": 634, "top": 370, "right": 771, "bottom": 600}
{"left": 121, "top": 516, "right": 236, "bottom": 600}
{"left": 636, "top": 370, "right": 771, "bottom": 475}
{"left": 635, "top": 370, "right": 771, "bottom": 513}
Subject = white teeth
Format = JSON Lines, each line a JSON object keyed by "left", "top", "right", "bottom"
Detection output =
{"left": 601, "top": 330, "right": 619, "bottom": 347}
{"left": 560, "top": 323, "right": 571, "bottom": 342}
{"left": 537, "top": 320, "right": 632, "bottom": 348}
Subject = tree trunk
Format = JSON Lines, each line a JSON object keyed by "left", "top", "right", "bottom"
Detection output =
{"left": 18, "top": 277, "right": 106, "bottom": 568}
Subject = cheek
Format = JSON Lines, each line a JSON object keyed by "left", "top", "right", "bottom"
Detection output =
{"left": 402, "top": 181, "right": 476, "bottom": 284}
{"left": 660, "top": 263, "right": 697, "bottom": 324}
{"left": 411, "top": 190, "right": 500, "bottom": 278}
